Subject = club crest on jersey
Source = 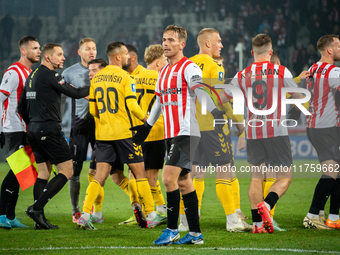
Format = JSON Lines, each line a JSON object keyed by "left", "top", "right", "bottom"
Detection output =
{"left": 131, "top": 83, "right": 136, "bottom": 92}
{"left": 58, "top": 78, "right": 65, "bottom": 85}
{"left": 219, "top": 72, "right": 223, "bottom": 81}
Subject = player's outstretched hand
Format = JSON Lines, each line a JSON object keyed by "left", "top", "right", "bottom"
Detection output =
{"left": 288, "top": 107, "right": 301, "bottom": 121}
{"left": 130, "top": 122, "right": 152, "bottom": 145}
{"left": 0, "top": 132, "right": 5, "bottom": 149}
{"left": 211, "top": 108, "right": 225, "bottom": 134}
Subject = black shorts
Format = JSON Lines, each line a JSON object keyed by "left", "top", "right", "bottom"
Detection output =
{"left": 142, "top": 140, "right": 166, "bottom": 170}
{"left": 193, "top": 130, "right": 233, "bottom": 166}
{"left": 307, "top": 127, "right": 340, "bottom": 163}
{"left": 27, "top": 122, "right": 72, "bottom": 164}
{"left": 95, "top": 139, "right": 143, "bottom": 164}
{"left": 69, "top": 126, "right": 95, "bottom": 162}
{"left": 247, "top": 136, "right": 292, "bottom": 167}
{"left": 4, "top": 132, "right": 28, "bottom": 158}
{"left": 165, "top": 135, "right": 200, "bottom": 174}
{"left": 90, "top": 144, "right": 124, "bottom": 174}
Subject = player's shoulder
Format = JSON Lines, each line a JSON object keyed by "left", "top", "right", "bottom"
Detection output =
{"left": 62, "top": 62, "right": 81, "bottom": 74}
{"left": 328, "top": 64, "right": 340, "bottom": 78}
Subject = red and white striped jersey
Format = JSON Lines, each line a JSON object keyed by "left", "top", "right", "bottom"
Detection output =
{"left": 306, "top": 62, "right": 340, "bottom": 128}
{"left": 155, "top": 57, "right": 201, "bottom": 139}
{"left": 224, "top": 61, "right": 297, "bottom": 140}
{"left": 0, "top": 62, "right": 31, "bottom": 132}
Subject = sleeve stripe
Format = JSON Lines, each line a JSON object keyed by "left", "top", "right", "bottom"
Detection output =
{"left": 89, "top": 99, "right": 96, "bottom": 102}
{"left": 191, "top": 84, "right": 204, "bottom": 91}
{"left": 224, "top": 90, "right": 233, "bottom": 99}
{"left": 126, "top": 95, "right": 137, "bottom": 100}
{"left": 0, "top": 90, "right": 10, "bottom": 97}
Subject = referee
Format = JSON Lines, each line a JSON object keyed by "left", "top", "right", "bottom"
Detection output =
{"left": 18, "top": 43, "right": 89, "bottom": 229}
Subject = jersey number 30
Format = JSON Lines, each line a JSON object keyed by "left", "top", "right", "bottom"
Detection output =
{"left": 95, "top": 87, "right": 119, "bottom": 114}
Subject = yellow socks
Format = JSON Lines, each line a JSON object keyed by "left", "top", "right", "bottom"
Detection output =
{"left": 128, "top": 176, "right": 140, "bottom": 206}
{"left": 231, "top": 177, "right": 240, "bottom": 209}
{"left": 193, "top": 178, "right": 205, "bottom": 210}
{"left": 150, "top": 180, "right": 165, "bottom": 206}
{"left": 264, "top": 178, "right": 277, "bottom": 217}
{"left": 83, "top": 180, "right": 102, "bottom": 214}
{"left": 119, "top": 177, "right": 129, "bottom": 196}
{"left": 216, "top": 179, "right": 235, "bottom": 215}
{"left": 136, "top": 178, "right": 154, "bottom": 215}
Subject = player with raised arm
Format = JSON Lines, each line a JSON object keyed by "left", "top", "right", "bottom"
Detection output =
{"left": 18, "top": 43, "right": 89, "bottom": 229}
{"left": 131, "top": 25, "right": 228, "bottom": 245}
{"left": 303, "top": 34, "right": 340, "bottom": 230}
{"left": 61, "top": 38, "right": 97, "bottom": 223}
{"left": 219, "top": 34, "right": 304, "bottom": 234}
{"left": 0, "top": 36, "right": 40, "bottom": 229}
{"left": 77, "top": 42, "right": 157, "bottom": 230}
{"left": 178, "top": 28, "right": 250, "bottom": 233}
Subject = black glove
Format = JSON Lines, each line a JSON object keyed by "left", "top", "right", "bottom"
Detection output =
{"left": 130, "top": 122, "right": 152, "bottom": 145}
{"left": 0, "top": 132, "right": 5, "bottom": 149}
{"left": 211, "top": 108, "right": 225, "bottom": 133}
{"left": 287, "top": 107, "right": 301, "bottom": 121}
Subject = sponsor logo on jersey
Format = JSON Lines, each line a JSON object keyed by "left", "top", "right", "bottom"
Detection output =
{"left": 131, "top": 83, "right": 136, "bottom": 92}
{"left": 58, "top": 78, "right": 65, "bottom": 85}
{"left": 160, "top": 87, "right": 182, "bottom": 96}
{"left": 219, "top": 72, "right": 223, "bottom": 81}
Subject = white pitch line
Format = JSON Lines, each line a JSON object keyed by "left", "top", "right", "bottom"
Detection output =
{"left": 1, "top": 246, "right": 340, "bottom": 254}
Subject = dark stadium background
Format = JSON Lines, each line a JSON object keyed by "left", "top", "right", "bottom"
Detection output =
{"left": 0, "top": 0, "right": 337, "bottom": 160}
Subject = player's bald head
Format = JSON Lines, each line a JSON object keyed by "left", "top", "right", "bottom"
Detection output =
{"left": 106, "top": 41, "right": 126, "bottom": 58}
{"left": 197, "top": 28, "right": 219, "bottom": 47}
{"left": 252, "top": 34, "right": 272, "bottom": 55}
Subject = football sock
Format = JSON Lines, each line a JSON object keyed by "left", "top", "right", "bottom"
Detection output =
{"left": 251, "top": 209, "right": 262, "bottom": 223}
{"left": 309, "top": 175, "right": 334, "bottom": 214}
{"left": 231, "top": 177, "right": 240, "bottom": 209}
{"left": 226, "top": 212, "right": 239, "bottom": 224}
{"left": 33, "top": 178, "right": 48, "bottom": 202}
{"left": 328, "top": 213, "right": 339, "bottom": 221}
{"left": 216, "top": 179, "right": 235, "bottom": 215}
{"left": 83, "top": 180, "right": 102, "bottom": 214}
{"left": 69, "top": 175, "right": 80, "bottom": 214}
{"left": 166, "top": 189, "right": 180, "bottom": 230}
{"left": 179, "top": 196, "right": 185, "bottom": 215}
{"left": 146, "top": 211, "right": 157, "bottom": 221}
{"left": 82, "top": 212, "right": 91, "bottom": 220}
{"left": 33, "top": 173, "right": 68, "bottom": 211}
{"left": 264, "top": 178, "right": 276, "bottom": 217}
{"left": 93, "top": 185, "right": 104, "bottom": 213}
{"left": 128, "top": 176, "right": 140, "bottom": 206}
{"left": 264, "top": 192, "right": 279, "bottom": 210}
{"left": 0, "top": 170, "right": 19, "bottom": 217}
{"left": 262, "top": 179, "right": 266, "bottom": 197}
{"left": 150, "top": 180, "right": 165, "bottom": 207}
{"left": 136, "top": 178, "right": 154, "bottom": 215}
{"left": 88, "top": 173, "right": 94, "bottom": 183}
{"left": 93, "top": 211, "right": 102, "bottom": 219}
{"left": 183, "top": 190, "right": 201, "bottom": 233}
{"left": 180, "top": 213, "right": 188, "bottom": 226}
{"left": 189, "top": 232, "right": 201, "bottom": 237}
{"left": 119, "top": 177, "right": 129, "bottom": 196}
{"left": 329, "top": 178, "right": 340, "bottom": 216}
{"left": 193, "top": 178, "right": 204, "bottom": 210}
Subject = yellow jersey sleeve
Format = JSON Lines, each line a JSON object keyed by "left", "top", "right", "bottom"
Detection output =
{"left": 89, "top": 84, "right": 99, "bottom": 118}
{"left": 125, "top": 75, "right": 146, "bottom": 121}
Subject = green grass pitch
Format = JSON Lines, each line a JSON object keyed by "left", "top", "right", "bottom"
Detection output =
{"left": 0, "top": 160, "right": 339, "bottom": 254}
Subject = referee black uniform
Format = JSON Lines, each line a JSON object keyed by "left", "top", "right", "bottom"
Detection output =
{"left": 18, "top": 62, "right": 89, "bottom": 229}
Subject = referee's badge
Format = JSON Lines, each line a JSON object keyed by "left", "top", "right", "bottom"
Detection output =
{"left": 219, "top": 72, "right": 223, "bottom": 81}
{"left": 131, "top": 83, "right": 136, "bottom": 92}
